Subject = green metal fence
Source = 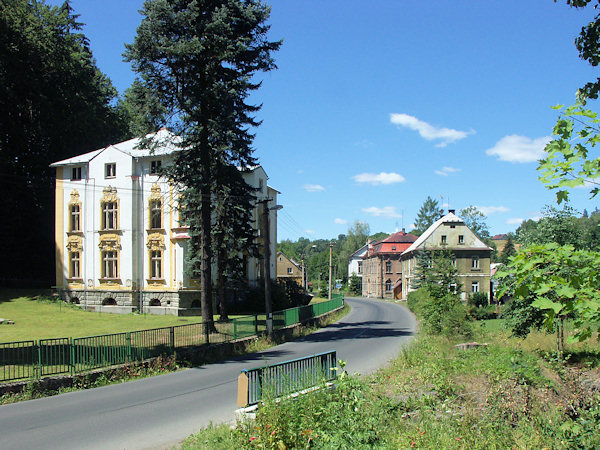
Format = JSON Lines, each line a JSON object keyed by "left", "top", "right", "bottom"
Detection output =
{"left": 242, "top": 350, "right": 338, "bottom": 406}
{"left": 0, "top": 296, "right": 344, "bottom": 383}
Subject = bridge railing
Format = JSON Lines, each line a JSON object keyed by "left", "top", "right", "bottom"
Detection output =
{"left": 237, "top": 350, "right": 338, "bottom": 407}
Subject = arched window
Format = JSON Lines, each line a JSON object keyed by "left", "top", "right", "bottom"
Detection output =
{"left": 385, "top": 279, "right": 392, "bottom": 292}
{"left": 102, "top": 297, "right": 117, "bottom": 306}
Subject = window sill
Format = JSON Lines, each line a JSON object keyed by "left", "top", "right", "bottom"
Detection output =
{"left": 471, "top": 268, "right": 481, "bottom": 272}
{"left": 147, "top": 278, "right": 166, "bottom": 285}
{"left": 99, "top": 278, "right": 122, "bottom": 285}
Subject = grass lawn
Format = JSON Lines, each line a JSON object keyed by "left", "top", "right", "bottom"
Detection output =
{"left": 0, "top": 295, "right": 208, "bottom": 342}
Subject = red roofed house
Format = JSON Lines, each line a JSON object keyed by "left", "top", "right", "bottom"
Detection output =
{"left": 362, "top": 229, "right": 418, "bottom": 299}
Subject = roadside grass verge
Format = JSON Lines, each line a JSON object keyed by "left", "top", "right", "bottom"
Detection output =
{"left": 182, "top": 319, "right": 600, "bottom": 449}
{"left": 0, "top": 302, "right": 350, "bottom": 404}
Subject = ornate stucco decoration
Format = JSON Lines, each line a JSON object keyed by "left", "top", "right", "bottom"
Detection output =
{"left": 147, "top": 232, "right": 166, "bottom": 251}
{"left": 98, "top": 233, "right": 121, "bottom": 251}
{"left": 69, "top": 189, "right": 80, "bottom": 205}
{"left": 66, "top": 235, "right": 83, "bottom": 252}
{"left": 101, "top": 186, "right": 118, "bottom": 203}
{"left": 150, "top": 182, "right": 161, "bottom": 200}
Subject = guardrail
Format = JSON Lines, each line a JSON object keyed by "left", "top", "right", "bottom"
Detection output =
{"left": 0, "top": 296, "right": 344, "bottom": 383}
{"left": 237, "top": 350, "right": 338, "bottom": 407}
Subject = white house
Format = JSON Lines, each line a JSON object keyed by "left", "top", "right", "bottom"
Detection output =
{"left": 51, "top": 129, "right": 279, "bottom": 315}
{"left": 347, "top": 243, "right": 368, "bottom": 290}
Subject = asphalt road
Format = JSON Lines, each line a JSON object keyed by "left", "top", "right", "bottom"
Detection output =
{"left": 0, "top": 297, "right": 416, "bottom": 449}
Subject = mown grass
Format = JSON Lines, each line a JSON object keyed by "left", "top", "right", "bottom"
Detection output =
{"left": 0, "top": 295, "right": 210, "bottom": 341}
{"left": 183, "top": 318, "right": 600, "bottom": 449}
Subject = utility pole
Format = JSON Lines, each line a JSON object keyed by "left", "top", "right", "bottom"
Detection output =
{"left": 261, "top": 198, "right": 273, "bottom": 338}
{"left": 328, "top": 241, "right": 333, "bottom": 301}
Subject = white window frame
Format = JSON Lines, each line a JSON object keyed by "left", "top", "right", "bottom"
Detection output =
{"left": 102, "top": 251, "right": 118, "bottom": 279}
{"left": 150, "top": 250, "right": 162, "bottom": 279}
{"left": 70, "top": 204, "right": 80, "bottom": 232}
{"left": 150, "top": 160, "right": 162, "bottom": 175}
{"left": 472, "top": 256, "right": 480, "bottom": 270}
{"left": 102, "top": 201, "right": 118, "bottom": 230}
{"left": 69, "top": 251, "right": 80, "bottom": 279}
{"left": 287, "top": 267, "right": 293, "bottom": 274}
{"left": 105, "top": 163, "right": 116, "bottom": 178}
{"left": 458, "top": 235, "right": 464, "bottom": 245}
{"left": 472, "top": 281, "right": 479, "bottom": 293}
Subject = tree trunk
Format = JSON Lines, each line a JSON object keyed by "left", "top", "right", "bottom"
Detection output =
{"left": 200, "top": 148, "right": 215, "bottom": 336}
{"left": 217, "top": 246, "right": 228, "bottom": 321}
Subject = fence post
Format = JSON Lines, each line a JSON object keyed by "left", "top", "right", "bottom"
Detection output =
{"left": 35, "top": 341, "right": 41, "bottom": 379}
{"left": 254, "top": 315, "right": 259, "bottom": 335}
{"left": 126, "top": 332, "right": 132, "bottom": 361}
{"left": 170, "top": 327, "right": 175, "bottom": 354}
{"left": 70, "top": 338, "right": 75, "bottom": 376}
{"left": 204, "top": 322, "right": 210, "bottom": 344}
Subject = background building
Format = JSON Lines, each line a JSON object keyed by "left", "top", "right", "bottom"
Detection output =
{"left": 51, "top": 129, "right": 278, "bottom": 315}
{"left": 362, "top": 230, "right": 418, "bottom": 299}
{"left": 401, "top": 210, "right": 492, "bottom": 301}
{"left": 276, "top": 252, "right": 303, "bottom": 286}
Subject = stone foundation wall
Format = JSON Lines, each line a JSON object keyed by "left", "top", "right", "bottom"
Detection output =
{"left": 58, "top": 288, "right": 204, "bottom": 316}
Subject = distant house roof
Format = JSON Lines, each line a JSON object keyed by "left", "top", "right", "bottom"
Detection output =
{"left": 349, "top": 243, "right": 369, "bottom": 259}
{"left": 492, "top": 234, "right": 508, "bottom": 240}
{"left": 366, "top": 231, "right": 418, "bottom": 257}
{"left": 402, "top": 212, "right": 492, "bottom": 255}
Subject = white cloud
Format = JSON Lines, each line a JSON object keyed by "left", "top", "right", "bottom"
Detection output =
{"left": 485, "top": 135, "right": 551, "bottom": 163}
{"left": 390, "top": 113, "right": 473, "bottom": 147}
{"left": 353, "top": 172, "right": 405, "bottom": 185}
{"left": 303, "top": 184, "right": 325, "bottom": 192}
{"left": 362, "top": 206, "right": 402, "bottom": 219}
{"left": 506, "top": 218, "right": 524, "bottom": 225}
{"left": 477, "top": 205, "right": 510, "bottom": 215}
{"left": 334, "top": 218, "right": 348, "bottom": 225}
{"left": 305, "top": 229, "right": 315, "bottom": 235}
{"left": 435, "top": 166, "right": 461, "bottom": 176}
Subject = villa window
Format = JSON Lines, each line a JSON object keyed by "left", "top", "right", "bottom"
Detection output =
{"left": 385, "top": 261, "right": 392, "bottom": 273}
{"left": 150, "top": 160, "right": 162, "bottom": 175}
{"left": 472, "top": 256, "right": 480, "bottom": 270}
{"left": 70, "top": 204, "right": 80, "bottom": 232}
{"left": 441, "top": 235, "right": 447, "bottom": 244}
{"left": 458, "top": 235, "right": 464, "bottom": 244}
{"left": 472, "top": 282, "right": 479, "bottom": 293}
{"left": 105, "top": 163, "right": 116, "bottom": 178}
{"left": 69, "top": 252, "right": 80, "bottom": 279}
{"left": 71, "top": 167, "right": 82, "bottom": 181}
{"left": 357, "top": 261, "right": 362, "bottom": 274}
{"left": 102, "top": 202, "right": 118, "bottom": 230}
{"left": 102, "top": 251, "right": 118, "bottom": 279}
{"left": 287, "top": 267, "right": 293, "bottom": 274}
{"left": 150, "top": 250, "right": 162, "bottom": 279}
{"left": 150, "top": 199, "right": 162, "bottom": 229}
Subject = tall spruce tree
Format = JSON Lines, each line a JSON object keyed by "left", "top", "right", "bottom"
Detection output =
{"left": 414, "top": 196, "right": 444, "bottom": 235}
{"left": 124, "top": 0, "right": 280, "bottom": 328}
{"left": 213, "top": 163, "right": 259, "bottom": 320}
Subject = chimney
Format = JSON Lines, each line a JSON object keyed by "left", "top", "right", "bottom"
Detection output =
{"left": 449, "top": 209, "right": 455, "bottom": 214}
{"left": 401, "top": 227, "right": 405, "bottom": 234}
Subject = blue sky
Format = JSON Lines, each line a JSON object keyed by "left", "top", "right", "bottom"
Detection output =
{"left": 52, "top": 0, "right": 599, "bottom": 241}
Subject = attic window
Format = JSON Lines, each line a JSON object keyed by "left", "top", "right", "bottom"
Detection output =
{"left": 105, "top": 163, "right": 116, "bottom": 178}
{"left": 458, "top": 235, "right": 464, "bottom": 244}
{"left": 150, "top": 160, "right": 161, "bottom": 174}
{"left": 441, "top": 235, "right": 447, "bottom": 244}
{"left": 287, "top": 267, "right": 293, "bottom": 274}
{"left": 450, "top": 225, "right": 456, "bottom": 229}
{"left": 72, "top": 167, "right": 82, "bottom": 180}
{"left": 392, "top": 246, "right": 396, "bottom": 250}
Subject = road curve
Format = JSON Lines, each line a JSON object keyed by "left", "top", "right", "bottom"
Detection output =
{"left": 0, "top": 297, "right": 416, "bottom": 450}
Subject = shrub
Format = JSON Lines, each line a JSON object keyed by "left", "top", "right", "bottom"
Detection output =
{"left": 406, "top": 288, "right": 432, "bottom": 315}
{"left": 469, "top": 304, "right": 497, "bottom": 320}
{"left": 419, "top": 293, "right": 473, "bottom": 337}
{"left": 469, "top": 292, "right": 489, "bottom": 308}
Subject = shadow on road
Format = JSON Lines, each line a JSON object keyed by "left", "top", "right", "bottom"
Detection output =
{"left": 297, "top": 320, "right": 414, "bottom": 343}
